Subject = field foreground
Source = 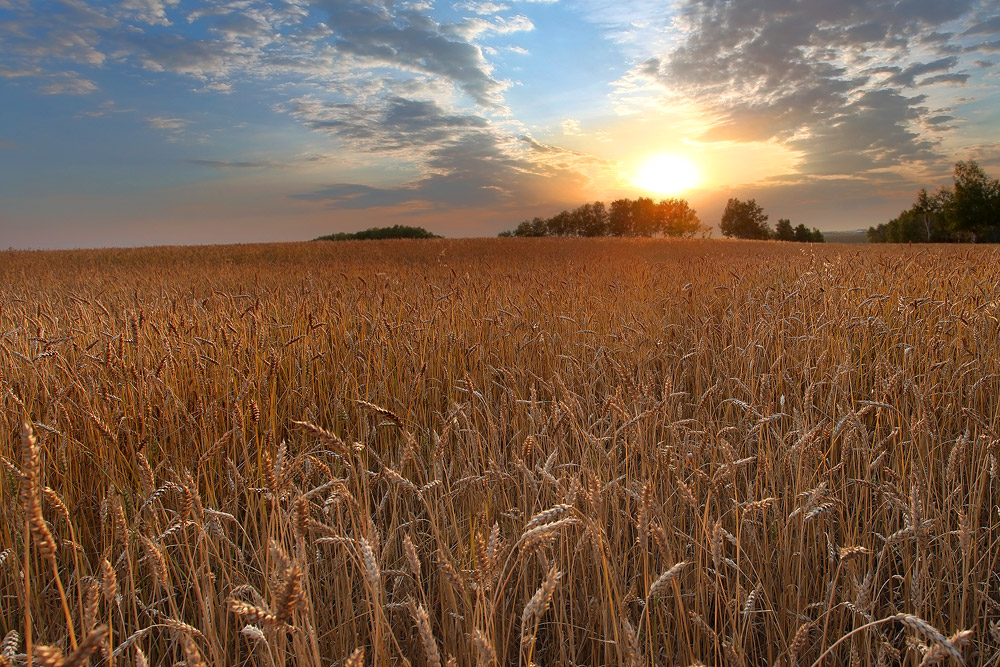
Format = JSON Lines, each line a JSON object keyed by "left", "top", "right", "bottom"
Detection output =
{"left": 1, "top": 238, "right": 999, "bottom": 666}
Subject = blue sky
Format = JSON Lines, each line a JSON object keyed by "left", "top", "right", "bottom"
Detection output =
{"left": 1, "top": 0, "right": 998, "bottom": 248}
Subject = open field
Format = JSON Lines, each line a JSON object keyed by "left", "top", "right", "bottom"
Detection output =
{"left": 1, "top": 238, "right": 999, "bottom": 666}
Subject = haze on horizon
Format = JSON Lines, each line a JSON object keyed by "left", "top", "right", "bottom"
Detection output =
{"left": 1, "top": 0, "right": 998, "bottom": 249}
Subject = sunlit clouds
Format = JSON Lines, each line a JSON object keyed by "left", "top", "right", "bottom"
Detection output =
{"left": 0, "top": 0, "right": 998, "bottom": 247}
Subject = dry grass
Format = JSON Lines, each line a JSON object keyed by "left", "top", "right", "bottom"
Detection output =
{"left": 0, "top": 238, "right": 998, "bottom": 666}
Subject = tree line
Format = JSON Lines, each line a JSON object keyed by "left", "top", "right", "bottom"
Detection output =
{"left": 719, "top": 198, "right": 824, "bottom": 242}
{"left": 315, "top": 225, "right": 440, "bottom": 241}
{"left": 867, "top": 161, "right": 1000, "bottom": 243}
{"left": 499, "top": 197, "right": 708, "bottom": 238}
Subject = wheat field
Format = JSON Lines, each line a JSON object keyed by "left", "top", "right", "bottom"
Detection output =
{"left": 1, "top": 238, "right": 998, "bottom": 666}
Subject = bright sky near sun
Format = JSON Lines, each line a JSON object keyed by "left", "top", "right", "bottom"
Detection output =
{"left": 1, "top": 0, "right": 999, "bottom": 248}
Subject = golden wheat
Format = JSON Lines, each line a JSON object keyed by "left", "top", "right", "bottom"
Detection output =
{"left": 0, "top": 238, "right": 995, "bottom": 665}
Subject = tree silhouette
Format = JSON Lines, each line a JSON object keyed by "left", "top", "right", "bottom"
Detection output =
{"left": 720, "top": 198, "right": 771, "bottom": 239}
{"left": 949, "top": 161, "right": 1000, "bottom": 241}
{"left": 502, "top": 197, "right": 707, "bottom": 238}
{"left": 775, "top": 218, "right": 794, "bottom": 241}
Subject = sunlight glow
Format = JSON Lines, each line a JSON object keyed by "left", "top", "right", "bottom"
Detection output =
{"left": 633, "top": 154, "right": 701, "bottom": 196}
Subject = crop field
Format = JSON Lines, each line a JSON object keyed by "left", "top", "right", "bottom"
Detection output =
{"left": 1, "top": 238, "right": 999, "bottom": 667}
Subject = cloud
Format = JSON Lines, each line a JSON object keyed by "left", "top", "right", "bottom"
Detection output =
{"left": 118, "top": 0, "right": 177, "bottom": 26}
{"left": 292, "top": 95, "right": 605, "bottom": 212}
{"left": 293, "top": 135, "right": 593, "bottom": 212}
{"left": 39, "top": 72, "right": 98, "bottom": 95}
{"left": 978, "top": 40, "right": 1000, "bottom": 52}
{"left": 885, "top": 57, "right": 958, "bottom": 87}
{"left": 309, "top": 0, "right": 509, "bottom": 106}
{"left": 454, "top": 2, "right": 511, "bottom": 15}
{"left": 963, "top": 16, "right": 1000, "bottom": 37}
{"left": 919, "top": 73, "right": 970, "bottom": 86}
{"left": 0, "top": 1, "right": 113, "bottom": 67}
{"left": 0, "top": 138, "right": 16, "bottom": 150}
{"left": 187, "top": 159, "right": 280, "bottom": 169}
{"left": 285, "top": 95, "right": 490, "bottom": 153}
{"left": 561, "top": 119, "right": 582, "bottom": 135}
{"left": 146, "top": 116, "right": 190, "bottom": 132}
{"left": 76, "top": 100, "right": 135, "bottom": 118}
{"left": 444, "top": 14, "right": 534, "bottom": 40}
{"left": 0, "top": 65, "right": 41, "bottom": 78}
{"left": 615, "top": 0, "right": 998, "bottom": 185}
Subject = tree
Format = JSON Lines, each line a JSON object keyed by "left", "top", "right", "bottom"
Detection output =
{"left": 547, "top": 211, "right": 573, "bottom": 236}
{"left": 315, "top": 225, "right": 440, "bottom": 241}
{"left": 867, "top": 223, "right": 888, "bottom": 243}
{"left": 510, "top": 217, "right": 547, "bottom": 237}
{"left": 632, "top": 197, "right": 659, "bottom": 237}
{"left": 500, "top": 197, "right": 702, "bottom": 238}
{"left": 793, "top": 224, "right": 813, "bottom": 242}
{"left": 877, "top": 185, "right": 956, "bottom": 243}
{"left": 608, "top": 199, "right": 634, "bottom": 236}
{"left": 658, "top": 198, "right": 704, "bottom": 237}
{"left": 775, "top": 218, "right": 794, "bottom": 241}
{"left": 884, "top": 209, "right": 928, "bottom": 243}
{"left": 720, "top": 198, "right": 771, "bottom": 239}
{"left": 947, "top": 160, "right": 1000, "bottom": 241}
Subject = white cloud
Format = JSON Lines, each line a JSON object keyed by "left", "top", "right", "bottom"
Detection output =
{"left": 118, "top": 0, "right": 177, "bottom": 26}
{"left": 454, "top": 2, "right": 511, "bottom": 14}
{"left": 561, "top": 119, "right": 582, "bottom": 135}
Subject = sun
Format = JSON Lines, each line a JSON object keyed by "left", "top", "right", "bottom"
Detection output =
{"left": 633, "top": 154, "right": 701, "bottom": 196}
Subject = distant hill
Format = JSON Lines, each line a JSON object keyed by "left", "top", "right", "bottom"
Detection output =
{"left": 821, "top": 230, "right": 869, "bottom": 244}
{"left": 315, "top": 225, "right": 440, "bottom": 241}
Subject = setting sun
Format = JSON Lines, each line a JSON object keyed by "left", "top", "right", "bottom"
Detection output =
{"left": 633, "top": 154, "right": 701, "bottom": 196}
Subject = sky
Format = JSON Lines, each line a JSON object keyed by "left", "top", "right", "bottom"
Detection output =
{"left": 1, "top": 0, "right": 999, "bottom": 248}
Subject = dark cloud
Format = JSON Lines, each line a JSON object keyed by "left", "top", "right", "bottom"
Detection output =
{"left": 973, "top": 40, "right": 1000, "bottom": 52}
{"left": 285, "top": 96, "right": 490, "bottom": 151}
{"left": 311, "top": 0, "right": 507, "bottom": 106}
{"left": 918, "top": 73, "right": 970, "bottom": 86}
{"left": 885, "top": 57, "right": 958, "bottom": 86}
{"left": 791, "top": 89, "right": 935, "bottom": 174}
{"left": 0, "top": 0, "right": 512, "bottom": 106}
{"left": 963, "top": 16, "right": 1000, "bottom": 37}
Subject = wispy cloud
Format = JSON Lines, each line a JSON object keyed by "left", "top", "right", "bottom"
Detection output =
{"left": 146, "top": 116, "right": 190, "bottom": 132}
{"left": 455, "top": 2, "right": 511, "bottom": 15}
{"left": 561, "top": 119, "right": 582, "bottom": 135}
{"left": 291, "top": 95, "right": 608, "bottom": 211}
{"left": 39, "top": 72, "right": 98, "bottom": 95}
{"left": 187, "top": 159, "right": 281, "bottom": 169}
{"left": 76, "top": 100, "right": 135, "bottom": 118}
